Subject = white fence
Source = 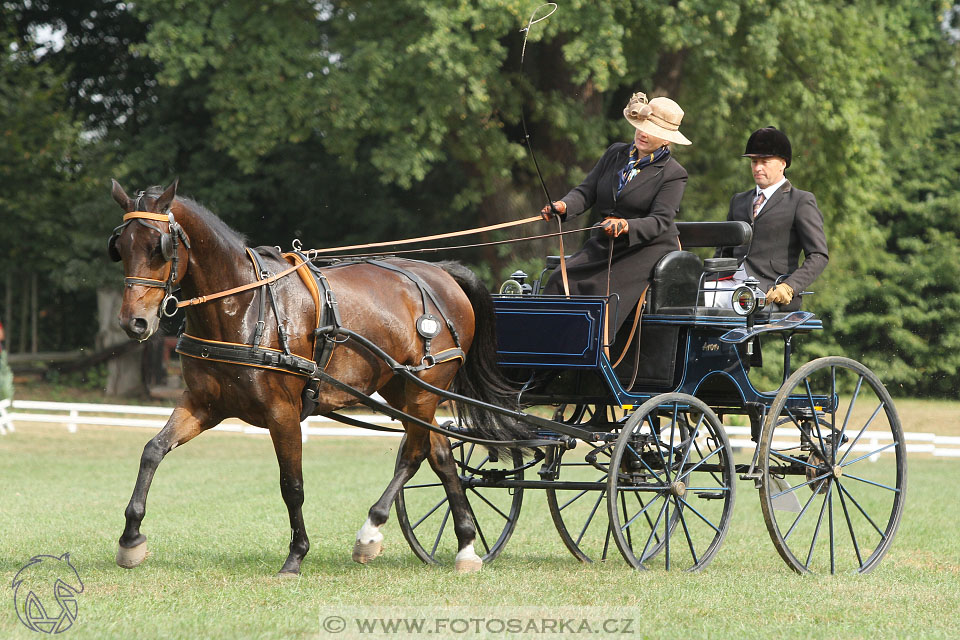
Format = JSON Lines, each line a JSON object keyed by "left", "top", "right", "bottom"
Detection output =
{"left": 5, "top": 399, "right": 401, "bottom": 442}
{"left": 3, "top": 399, "right": 960, "bottom": 458}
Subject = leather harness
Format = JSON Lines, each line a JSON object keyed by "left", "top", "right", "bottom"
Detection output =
{"left": 173, "top": 249, "right": 465, "bottom": 420}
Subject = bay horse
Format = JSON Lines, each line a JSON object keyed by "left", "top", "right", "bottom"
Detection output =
{"left": 109, "top": 179, "right": 530, "bottom": 575}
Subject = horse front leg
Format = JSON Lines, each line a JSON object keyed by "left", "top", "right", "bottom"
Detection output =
{"left": 269, "top": 423, "right": 311, "bottom": 576}
{"left": 352, "top": 430, "right": 430, "bottom": 564}
{"left": 117, "top": 402, "right": 215, "bottom": 568}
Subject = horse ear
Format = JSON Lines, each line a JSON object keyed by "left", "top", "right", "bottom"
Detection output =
{"left": 111, "top": 179, "right": 132, "bottom": 210}
{"left": 156, "top": 177, "right": 179, "bottom": 213}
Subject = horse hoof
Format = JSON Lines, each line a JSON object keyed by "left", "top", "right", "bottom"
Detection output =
{"left": 352, "top": 539, "right": 383, "bottom": 564}
{"left": 454, "top": 556, "right": 483, "bottom": 574}
{"left": 276, "top": 571, "right": 300, "bottom": 579}
{"left": 116, "top": 540, "right": 149, "bottom": 569}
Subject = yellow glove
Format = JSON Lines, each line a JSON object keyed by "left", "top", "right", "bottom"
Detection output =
{"left": 766, "top": 282, "right": 794, "bottom": 305}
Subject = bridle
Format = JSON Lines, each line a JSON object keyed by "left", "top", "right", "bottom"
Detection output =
{"left": 108, "top": 194, "right": 191, "bottom": 318}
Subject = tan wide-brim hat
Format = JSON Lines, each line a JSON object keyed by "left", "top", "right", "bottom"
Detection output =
{"left": 623, "top": 93, "right": 691, "bottom": 146}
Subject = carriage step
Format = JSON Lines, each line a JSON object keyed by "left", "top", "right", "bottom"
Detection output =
{"left": 693, "top": 491, "right": 726, "bottom": 500}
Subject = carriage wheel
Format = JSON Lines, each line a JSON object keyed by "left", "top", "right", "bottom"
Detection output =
{"left": 545, "top": 404, "right": 678, "bottom": 564}
{"left": 395, "top": 437, "right": 523, "bottom": 565}
{"left": 759, "top": 357, "right": 906, "bottom": 574}
{"left": 607, "top": 393, "right": 735, "bottom": 571}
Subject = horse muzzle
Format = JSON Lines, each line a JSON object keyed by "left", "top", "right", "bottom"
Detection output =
{"left": 121, "top": 314, "right": 159, "bottom": 342}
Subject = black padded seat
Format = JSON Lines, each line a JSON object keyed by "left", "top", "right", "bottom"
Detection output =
{"left": 647, "top": 251, "right": 702, "bottom": 313}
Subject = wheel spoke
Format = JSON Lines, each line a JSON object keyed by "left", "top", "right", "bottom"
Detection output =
{"left": 620, "top": 493, "right": 664, "bottom": 532}
{"left": 410, "top": 496, "right": 448, "bottom": 531}
{"left": 676, "top": 412, "right": 706, "bottom": 472}
{"left": 770, "top": 471, "right": 831, "bottom": 501}
{"left": 837, "top": 485, "right": 865, "bottom": 569}
{"left": 468, "top": 487, "right": 510, "bottom": 521}
{"left": 836, "top": 481, "right": 889, "bottom": 539}
{"left": 783, "top": 478, "right": 828, "bottom": 541}
{"left": 676, "top": 496, "right": 722, "bottom": 534}
{"left": 835, "top": 375, "right": 865, "bottom": 465}
{"left": 404, "top": 482, "right": 445, "bottom": 490}
{"left": 769, "top": 449, "right": 819, "bottom": 469}
{"left": 633, "top": 492, "right": 662, "bottom": 547}
{"left": 804, "top": 482, "right": 833, "bottom": 570}
{"left": 624, "top": 442, "right": 666, "bottom": 484}
{"left": 431, "top": 506, "right": 452, "bottom": 556}
{"left": 841, "top": 472, "right": 901, "bottom": 493}
{"left": 804, "top": 378, "right": 830, "bottom": 468}
{"left": 576, "top": 489, "right": 607, "bottom": 546}
{"left": 837, "top": 402, "right": 885, "bottom": 465}
{"left": 829, "top": 481, "right": 835, "bottom": 574}
{"left": 638, "top": 498, "right": 670, "bottom": 561}
{"left": 840, "top": 442, "right": 898, "bottom": 467}
{"left": 677, "top": 444, "right": 724, "bottom": 481}
{"left": 676, "top": 499, "right": 700, "bottom": 566}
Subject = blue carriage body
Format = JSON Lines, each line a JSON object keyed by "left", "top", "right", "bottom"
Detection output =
{"left": 492, "top": 221, "right": 825, "bottom": 414}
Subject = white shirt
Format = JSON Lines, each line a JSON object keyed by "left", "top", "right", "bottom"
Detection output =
{"left": 753, "top": 177, "right": 787, "bottom": 216}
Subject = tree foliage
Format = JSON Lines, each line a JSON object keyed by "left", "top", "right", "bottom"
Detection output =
{"left": 2, "top": 1, "right": 959, "bottom": 395}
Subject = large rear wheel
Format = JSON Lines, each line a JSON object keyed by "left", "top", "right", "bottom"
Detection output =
{"left": 759, "top": 357, "right": 906, "bottom": 574}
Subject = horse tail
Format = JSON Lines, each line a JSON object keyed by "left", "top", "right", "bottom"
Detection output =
{"left": 438, "top": 262, "right": 534, "bottom": 451}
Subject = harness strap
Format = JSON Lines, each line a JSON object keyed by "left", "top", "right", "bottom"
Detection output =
{"left": 176, "top": 334, "right": 318, "bottom": 377}
{"left": 245, "top": 248, "right": 270, "bottom": 349}
{"left": 365, "top": 259, "right": 462, "bottom": 350}
{"left": 176, "top": 260, "right": 310, "bottom": 309}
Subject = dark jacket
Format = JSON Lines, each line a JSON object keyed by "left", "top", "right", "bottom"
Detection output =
{"left": 720, "top": 180, "right": 828, "bottom": 311}
{"left": 545, "top": 142, "right": 687, "bottom": 332}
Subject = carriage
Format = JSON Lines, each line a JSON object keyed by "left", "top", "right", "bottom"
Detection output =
{"left": 393, "top": 221, "right": 906, "bottom": 574}
{"left": 108, "top": 181, "right": 905, "bottom": 576}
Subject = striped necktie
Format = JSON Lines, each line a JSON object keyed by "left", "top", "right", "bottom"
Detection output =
{"left": 752, "top": 192, "right": 766, "bottom": 218}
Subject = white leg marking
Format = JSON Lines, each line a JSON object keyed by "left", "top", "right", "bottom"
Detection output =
{"left": 356, "top": 518, "right": 384, "bottom": 544}
{"left": 454, "top": 542, "right": 483, "bottom": 573}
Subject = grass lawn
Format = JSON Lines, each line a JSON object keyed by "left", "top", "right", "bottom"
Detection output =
{"left": 2, "top": 421, "right": 958, "bottom": 639}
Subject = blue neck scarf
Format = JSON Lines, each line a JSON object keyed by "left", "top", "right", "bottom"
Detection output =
{"left": 617, "top": 145, "right": 670, "bottom": 194}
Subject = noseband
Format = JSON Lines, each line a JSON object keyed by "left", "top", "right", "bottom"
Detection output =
{"left": 109, "top": 197, "right": 192, "bottom": 318}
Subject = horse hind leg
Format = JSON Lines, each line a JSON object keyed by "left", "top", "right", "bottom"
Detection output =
{"left": 117, "top": 404, "right": 214, "bottom": 568}
{"left": 352, "top": 428, "right": 431, "bottom": 564}
{"left": 423, "top": 431, "right": 483, "bottom": 573}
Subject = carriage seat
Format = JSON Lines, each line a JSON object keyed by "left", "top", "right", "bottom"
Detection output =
{"left": 646, "top": 222, "right": 753, "bottom": 315}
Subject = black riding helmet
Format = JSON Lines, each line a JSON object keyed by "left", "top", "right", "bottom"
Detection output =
{"left": 742, "top": 126, "right": 792, "bottom": 168}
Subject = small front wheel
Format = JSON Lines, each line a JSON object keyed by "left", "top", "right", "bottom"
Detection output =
{"left": 607, "top": 394, "right": 735, "bottom": 571}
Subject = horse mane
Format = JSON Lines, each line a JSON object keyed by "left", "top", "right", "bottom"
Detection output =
{"left": 174, "top": 194, "right": 249, "bottom": 249}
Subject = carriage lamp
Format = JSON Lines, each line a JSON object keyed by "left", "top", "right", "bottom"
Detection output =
{"left": 731, "top": 277, "right": 767, "bottom": 356}
{"left": 731, "top": 278, "right": 767, "bottom": 317}
{"left": 499, "top": 270, "right": 532, "bottom": 295}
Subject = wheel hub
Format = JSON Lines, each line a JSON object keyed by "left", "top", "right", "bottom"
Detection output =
{"left": 669, "top": 480, "right": 687, "bottom": 497}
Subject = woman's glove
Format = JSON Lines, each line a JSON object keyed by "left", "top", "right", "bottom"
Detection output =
{"left": 766, "top": 282, "right": 794, "bottom": 305}
{"left": 541, "top": 200, "right": 566, "bottom": 221}
{"left": 601, "top": 217, "right": 629, "bottom": 238}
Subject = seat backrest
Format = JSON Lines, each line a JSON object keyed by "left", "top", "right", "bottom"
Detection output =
{"left": 647, "top": 251, "right": 703, "bottom": 313}
{"left": 677, "top": 221, "right": 752, "bottom": 248}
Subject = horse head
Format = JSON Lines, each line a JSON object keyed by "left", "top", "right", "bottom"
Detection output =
{"left": 109, "top": 178, "right": 189, "bottom": 341}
